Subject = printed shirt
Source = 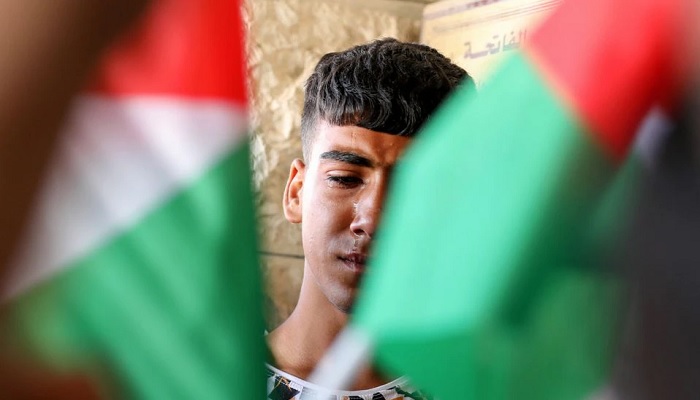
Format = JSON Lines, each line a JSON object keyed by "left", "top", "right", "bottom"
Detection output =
{"left": 266, "top": 364, "right": 432, "bottom": 400}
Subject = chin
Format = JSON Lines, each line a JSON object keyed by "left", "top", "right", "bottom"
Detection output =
{"left": 330, "top": 296, "right": 356, "bottom": 314}
{"left": 323, "top": 281, "right": 359, "bottom": 314}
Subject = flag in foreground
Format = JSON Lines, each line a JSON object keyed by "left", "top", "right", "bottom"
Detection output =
{"left": 352, "top": 0, "right": 691, "bottom": 399}
{"left": 6, "top": 0, "right": 265, "bottom": 398}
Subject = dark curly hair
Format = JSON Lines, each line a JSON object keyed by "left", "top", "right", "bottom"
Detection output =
{"left": 300, "top": 38, "right": 472, "bottom": 159}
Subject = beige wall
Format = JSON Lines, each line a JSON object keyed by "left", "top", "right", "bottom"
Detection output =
{"left": 421, "top": 0, "right": 559, "bottom": 86}
{"left": 244, "top": 0, "right": 426, "bottom": 329}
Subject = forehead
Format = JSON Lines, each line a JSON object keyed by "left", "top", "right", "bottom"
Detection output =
{"left": 309, "top": 121, "right": 412, "bottom": 166}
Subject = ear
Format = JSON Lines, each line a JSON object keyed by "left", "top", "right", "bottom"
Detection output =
{"left": 283, "top": 158, "right": 305, "bottom": 224}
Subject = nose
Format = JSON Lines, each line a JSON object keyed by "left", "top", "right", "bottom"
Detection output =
{"left": 350, "top": 181, "right": 387, "bottom": 239}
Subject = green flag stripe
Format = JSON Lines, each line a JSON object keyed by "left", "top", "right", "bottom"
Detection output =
{"left": 354, "top": 53, "right": 619, "bottom": 399}
{"left": 13, "top": 142, "right": 264, "bottom": 399}
{"left": 357, "top": 53, "right": 612, "bottom": 333}
{"left": 75, "top": 254, "right": 226, "bottom": 399}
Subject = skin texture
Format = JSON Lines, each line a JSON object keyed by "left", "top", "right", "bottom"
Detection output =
{"left": 268, "top": 120, "right": 411, "bottom": 389}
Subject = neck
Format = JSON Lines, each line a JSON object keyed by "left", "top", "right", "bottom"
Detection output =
{"left": 267, "top": 264, "right": 348, "bottom": 379}
{"left": 267, "top": 263, "right": 392, "bottom": 390}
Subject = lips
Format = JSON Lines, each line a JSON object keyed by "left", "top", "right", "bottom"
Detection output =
{"left": 339, "top": 252, "right": 367, "bottom": 273}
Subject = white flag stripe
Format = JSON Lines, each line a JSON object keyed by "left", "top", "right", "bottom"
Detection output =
{"left": 7, "top": 95, "right": 248, "bottom": 298}
{"left": 308, "top": 326, "right": 374, "bottom": 393}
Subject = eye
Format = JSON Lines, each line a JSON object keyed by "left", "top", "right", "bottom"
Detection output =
{"left": 327, "top": 175, "right": 363, "bottom": 189}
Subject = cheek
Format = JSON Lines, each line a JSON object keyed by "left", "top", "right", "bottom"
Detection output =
{"left": 302, "top": 192, "right": 357, "bottom": 234}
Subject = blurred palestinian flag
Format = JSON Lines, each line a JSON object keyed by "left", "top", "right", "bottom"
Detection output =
{"left": 4, "top": 0, "right": 265, "bottom": 398}
{"left": 349, "top": 0, "right": 695, "bottom": 399}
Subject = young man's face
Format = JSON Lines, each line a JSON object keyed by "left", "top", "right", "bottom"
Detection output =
{"left": 284, "top": 120, "right": 412, "bottom": 313}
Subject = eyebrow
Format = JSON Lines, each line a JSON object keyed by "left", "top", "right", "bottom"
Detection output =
{"left": 319, "top": 150, "right": 373, "bottom": 167}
